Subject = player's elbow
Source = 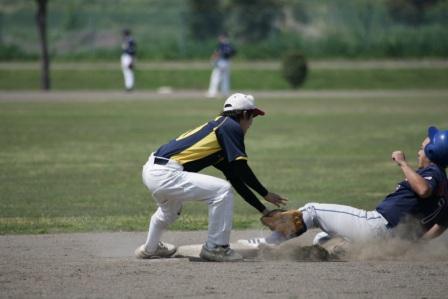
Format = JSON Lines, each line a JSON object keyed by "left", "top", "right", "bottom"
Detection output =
{"left": 416, "top": 185, "right": 432, "bottom": 199}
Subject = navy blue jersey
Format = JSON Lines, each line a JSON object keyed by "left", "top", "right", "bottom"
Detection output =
{"left": 217, "top": 42, "right": 236, "bottom": 60}
{"left": 122, "top": 37, "right": 136, "bottom": 56}
{"left": 154, "top": 116, "right": 247, "bottom": 172}
{"left": 376, "top": 164, "right": 448, "bottom": 228}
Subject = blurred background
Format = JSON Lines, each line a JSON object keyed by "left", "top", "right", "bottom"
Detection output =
{"left": 2, "top": 0, "right": 448, "bottom": 61}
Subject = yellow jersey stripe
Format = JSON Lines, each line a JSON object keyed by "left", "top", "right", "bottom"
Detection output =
{"left": 171, "top": 130, "right": 221, "bottom": 164}
{"left": 175, "top": 123, "right": 208, "bottom": 141}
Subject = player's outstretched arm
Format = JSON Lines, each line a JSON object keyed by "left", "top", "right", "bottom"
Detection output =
{"left": 214, "top": 160, "right": 267, "bottom": 213}
{"left": 264, "top": 192, "right": 288, "bottom": 207}
{"left": 230, "top": 160, "right": 287, "bottom": 207}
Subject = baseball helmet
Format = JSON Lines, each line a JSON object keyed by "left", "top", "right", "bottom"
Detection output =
{"left": 424, "top": 126, "right": 448, "bottom": 168}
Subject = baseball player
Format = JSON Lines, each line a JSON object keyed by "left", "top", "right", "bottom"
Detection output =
{"left": 135, "top": 93, "right": 287, "bottom": 262}
{"left": 240, "top": 126, "right": 448, "bottom": 248}
{"left": 121, "top": 29, "right": 136, "bottom": 91}
{"left": 206, "top": 33, "right": 237, "bottom": 98}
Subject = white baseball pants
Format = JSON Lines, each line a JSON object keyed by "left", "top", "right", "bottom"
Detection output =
{"left": 207, "top": 59, "right": 230, "bottom": 97}
{"left": 121, "top": 53, "right": 134, "bottom": 90}
{"left": 300, "top": 203, "right": 390, "bottom": 243}
{"left": 142, "top": 154, "right": 234, "bottom": 252}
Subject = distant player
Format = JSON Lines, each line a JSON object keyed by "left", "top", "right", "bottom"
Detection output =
{"left": 207, "top": 33, "right": 237, "bottom": 98}
{"left": 135, "top": 93, "right": 287, "bottom": 262}
{"left": 240, "top": 126, "right": 448, "bottom": 247}
{"left": 121, "top": 29, "right": 137, "bottom": 91}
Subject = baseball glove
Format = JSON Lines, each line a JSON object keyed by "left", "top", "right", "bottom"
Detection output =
{"left": 260, "top": 209, "right": 307, "bottom": 238}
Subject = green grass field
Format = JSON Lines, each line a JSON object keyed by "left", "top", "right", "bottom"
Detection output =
{"left": 1, "top": 68, "right": 448, "bottom": 90}
{"left": 1, "top": 94, "right": 447, "bottom": 234}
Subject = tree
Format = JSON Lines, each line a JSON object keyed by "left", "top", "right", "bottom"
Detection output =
{"left": 188, "top": 0, "right": 224, "bottom": 40}
{"left": 226, "top": 0, "right": 284, "bottom": 42}
{"left": 35, "top": 0, "right": 50, "bottom": 90}
{"left": 386, "top": 0, "right": 440, "bottom": 25}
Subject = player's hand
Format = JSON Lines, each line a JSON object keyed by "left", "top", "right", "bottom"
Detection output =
{"left": 392, "top": 150, "right": 407, "bottom": 166}
{"left": 264, "top": 192, "right": 287, "bottom": 207}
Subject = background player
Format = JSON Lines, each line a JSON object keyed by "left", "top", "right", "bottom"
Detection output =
{"left": 240, "top": 126, "right": 448, "bottom": 247}
{"left": 121, "top": 29, "right": 137, "bottom": 91}
{"left": 135, "top": 93, "right": 287, "bottom": 262}
{"left": 206, "top": 33, "right": 237, "bottom": 98}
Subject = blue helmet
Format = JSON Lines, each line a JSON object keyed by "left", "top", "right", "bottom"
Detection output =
{"left": 424, "top": 126, "right": 448, "bottom": 168}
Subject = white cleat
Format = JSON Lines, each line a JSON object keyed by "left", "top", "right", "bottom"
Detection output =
{"left": 134, "top": 241, "right": 177, "bottom": 259}
{"left": 237, "top": 237, "right": 270, "bottom": 249}
{"left": 238, "top": 231, "right": 288, "bottom": 248}
{"left": 312, "top": 232, "right": 331, "bottom": 246}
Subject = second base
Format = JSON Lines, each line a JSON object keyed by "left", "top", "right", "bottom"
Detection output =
{"left": 174, "top": 243, "right": 258, "bottom": 259}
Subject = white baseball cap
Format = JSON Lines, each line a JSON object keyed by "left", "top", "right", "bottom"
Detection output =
{"left": 223, "top": 93, "right": 265, "bottom": 116}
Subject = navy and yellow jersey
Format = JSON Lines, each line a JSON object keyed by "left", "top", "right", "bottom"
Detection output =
{"left": 154, "top": 116, "right": 247, "bottom": 172}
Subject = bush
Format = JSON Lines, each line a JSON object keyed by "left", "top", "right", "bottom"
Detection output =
{"left": 281, "top": 52, "right": 308, "bottom": 89}
{"left": 0, "top": 44, "right": 37, "bottom": 61}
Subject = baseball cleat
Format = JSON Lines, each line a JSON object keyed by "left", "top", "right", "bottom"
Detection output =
{"left": 237, "top": 237, "right": 269, "bottom": 248}
{"left": 238, "top": 231, "right": 287, "bottom": 248}
{"left": 199, "top": 244, "right": 243, "bottom": 262}
{"left": 312, "top": 232, "right": 331, "bottom": 246}
{"left": 134, "top": 242, "right": 177, "bottom": 259}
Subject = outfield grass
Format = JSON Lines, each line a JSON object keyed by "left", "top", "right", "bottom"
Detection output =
{"left": 1, "top": 95, "right": 448, "bottom": 234}
{"left": 1, "top": 68, "right": 447, "bottom": 90}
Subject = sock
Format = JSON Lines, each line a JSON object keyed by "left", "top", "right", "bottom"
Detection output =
{"left": 144, "top": 219, "right": 165, "bottom": 253}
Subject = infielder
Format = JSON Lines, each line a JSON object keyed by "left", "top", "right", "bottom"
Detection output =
{"left": 135, "top": 93, "right": 287, "bottom": 262}
{"left": 240, "top": 126, "right": 448, "bottom": 247}
{"left": 206, "top": 33, "right": 237, "bottom": 98}
{"left": 121, "top": 29, "right": 136, "bottom": 91}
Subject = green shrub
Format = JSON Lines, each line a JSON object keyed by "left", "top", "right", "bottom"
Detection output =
{"left": 0, "top": 44, "right": 37, "bottom": 61}
{"left": 281, "top": 52, "right": 308, "bottom": 89}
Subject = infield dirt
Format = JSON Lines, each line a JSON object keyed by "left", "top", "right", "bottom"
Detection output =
{"left": 1, "top": 228, "right": 447, "bottom": 298}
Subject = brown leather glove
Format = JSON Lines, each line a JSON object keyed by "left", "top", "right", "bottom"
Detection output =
{"left": 260, "top": 209, "right": 307, "bottom": 238}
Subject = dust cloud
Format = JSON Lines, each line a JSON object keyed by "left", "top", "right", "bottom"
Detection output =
{"left": 257, "top": 223, "right": 448, "bottom": 262}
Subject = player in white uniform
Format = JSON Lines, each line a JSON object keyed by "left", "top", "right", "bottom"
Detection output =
{"left": 207, "top": 33, "right": 237, "bottom": 98}
{"left": 121, "top": 29, "right": 136, "bottom": 91}
{"left": 240, "top": 126, "right": 448, "bottom": 247}
{"left": 135, "top": 93, "right": 287, "bottom": 262}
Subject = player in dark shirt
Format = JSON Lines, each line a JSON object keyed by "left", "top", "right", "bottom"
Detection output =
{"left": 121, "top": 29, "right": 137, "bottom": 91}
{"left": 135, "top": 93, "right": 287, "bottom": 261}
{"left": 206, "top": 33, "right": 237, "bottom": 98}
{"left": 240, "top": 126, "right": 448, "bottom": 248}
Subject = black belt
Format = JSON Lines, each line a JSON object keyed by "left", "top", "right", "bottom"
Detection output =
{"left": 154, "top": 156, "right": 169, "bottom": 165}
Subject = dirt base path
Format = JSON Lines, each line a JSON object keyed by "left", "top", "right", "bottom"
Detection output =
{"left": 1, "top": 229, "right": 448, "bottom": 299}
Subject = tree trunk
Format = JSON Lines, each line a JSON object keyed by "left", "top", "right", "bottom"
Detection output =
{"left": 35, "top": 0, "right": 50, "bottom": 90}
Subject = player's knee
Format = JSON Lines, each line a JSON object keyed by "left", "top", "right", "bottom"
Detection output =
{"left": 217, "top": 180, "right": 232, "bottom": 197}
{"left": 299, "top": 202, "right": 319, "bottom": 229}
{"left": 210, "top": 181, "right": 233, "bottom": 206}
